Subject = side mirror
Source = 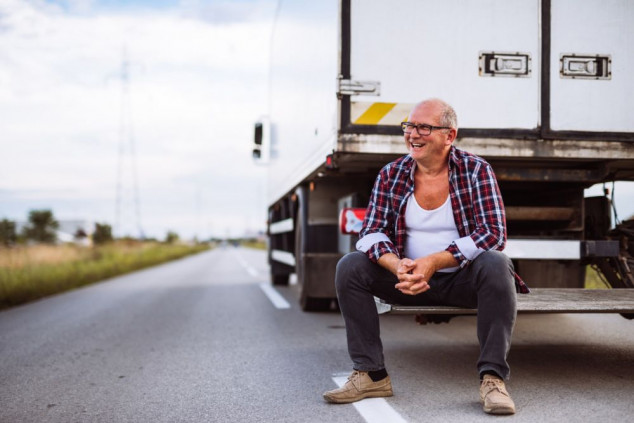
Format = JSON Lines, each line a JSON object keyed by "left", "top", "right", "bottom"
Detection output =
{"left": 252, "top": 118, "right": 270, "bottom": 164}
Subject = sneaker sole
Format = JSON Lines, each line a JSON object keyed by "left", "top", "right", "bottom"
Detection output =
{"left": 482, "top": 403, "right": 516, "bottom": 415}
{"left": 323, "top": 389, "right": 394, "bottom": 404}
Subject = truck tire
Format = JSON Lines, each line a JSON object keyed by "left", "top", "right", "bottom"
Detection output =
{"left": 295, "top": 191, "right": 333, "bottom": 312}
{"left": 272, "top": 274, "right": 289, "bottom": 286}
{"left": 300, "top": 293, "right": 333, "bottom": 312}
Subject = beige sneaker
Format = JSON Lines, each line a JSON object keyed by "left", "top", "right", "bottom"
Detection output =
{"left": 479, "top": 374, "right": 516, "bottom": 415}
{"left": 323, "top": 370, "right": 393, "bottom": 404}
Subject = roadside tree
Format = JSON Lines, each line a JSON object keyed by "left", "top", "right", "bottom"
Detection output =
{"left": 0, "top": 219, "right": 17, "bottom": 246}
{"left": 22, "top": 210, "right": 58, "bottom": 244}
{"left": 165, "top": 231, "right": 179, "bottom": 244}
{"left": 93, "top": 223, "right": 113, "bottom": 245}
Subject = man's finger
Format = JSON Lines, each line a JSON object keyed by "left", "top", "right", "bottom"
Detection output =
{"left": 395, "top": 276, "right": 424, "bottom": 289}
{"left": 411, "top": 281, "right": 430, "bottom": 291}
{"left": 397, "top": 264, "right": 415, "bottom": 274}
{"left": 398, "top": 281, "right": 430, "bottom": 295}
{"left": 396, "top": 273, "right": 423, "bottom": 285}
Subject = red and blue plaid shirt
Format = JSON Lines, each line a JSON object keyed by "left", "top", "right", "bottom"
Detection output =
{"left": 357, "top": 146, "right": 529, "bottom": 294}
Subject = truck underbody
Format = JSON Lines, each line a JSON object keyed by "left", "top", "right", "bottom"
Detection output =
{"left": 267, "top": 137, "right": 634, "bottom": 316}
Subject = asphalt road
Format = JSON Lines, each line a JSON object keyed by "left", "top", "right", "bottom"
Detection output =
{"left": 1, "top": 246, "right": 633, "bottom": 422}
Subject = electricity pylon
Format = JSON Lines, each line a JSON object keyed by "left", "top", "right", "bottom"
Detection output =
{"left": 114, "top": 47, "right": 144, "bottom": 239}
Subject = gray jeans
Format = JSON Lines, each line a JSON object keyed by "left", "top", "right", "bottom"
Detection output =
{"left": 335, "top": 250, "right": 517, "bottom": 380}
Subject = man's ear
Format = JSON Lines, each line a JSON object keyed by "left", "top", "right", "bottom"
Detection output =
{"left": 446, "top": 128, "right": 457, "bottom": 144}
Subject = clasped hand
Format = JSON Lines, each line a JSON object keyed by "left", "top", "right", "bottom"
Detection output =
{"left": 394, "top": 257, "right": 433, "bottom": 295}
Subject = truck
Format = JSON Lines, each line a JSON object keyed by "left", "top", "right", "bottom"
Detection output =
{"left": 253, "top": 0, "right": 634, "bottom": 316}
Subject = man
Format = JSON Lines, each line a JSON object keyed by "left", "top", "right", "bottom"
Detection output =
{"left": 323, "top": 98, "right": 529, "bottom": 415}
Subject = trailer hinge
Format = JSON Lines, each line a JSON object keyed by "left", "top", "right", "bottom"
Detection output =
{"left": 337, "top": 78, "right": 381, "bottom": 97}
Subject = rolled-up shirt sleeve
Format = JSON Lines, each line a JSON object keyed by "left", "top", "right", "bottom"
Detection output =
{"left": 445, "top": 161, "right": 506, "bottom": 268}
{"left": 357, "top": 167, "right": 399, "bottom": 263}
{"left": 356, "top": 232, "right": 391, "bottom": 252}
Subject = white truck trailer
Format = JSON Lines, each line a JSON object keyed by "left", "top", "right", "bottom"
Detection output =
{"left": 253, "top": 0, "right": 634, "bottom": 315}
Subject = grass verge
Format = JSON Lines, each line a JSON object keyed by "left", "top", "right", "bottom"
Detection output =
{"left": 0, "top": 242, "right": 210, "bottom": 310}
{"left": 240, "top": 240, "right": 266, "bottom": 250}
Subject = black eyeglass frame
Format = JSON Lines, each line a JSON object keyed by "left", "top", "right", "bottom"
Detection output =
{"left": 401, "top": 121, "right": 451, "bottom": 136}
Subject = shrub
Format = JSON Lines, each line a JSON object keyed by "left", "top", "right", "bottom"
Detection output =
{"left": 165, "top": 231, "right": 179, "bottom": 244}
{"left": 93, "top": 223, "right": 113, "bottom": 245}
{"left": 0, "top": 219, "right": 17, "bottom": 247}
{"left": 22, "top": 209, "right": 58, "bottom": 244}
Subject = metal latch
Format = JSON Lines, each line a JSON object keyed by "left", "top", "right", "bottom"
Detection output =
{"left": 337, "top": 78, "right": 381, "bottom": 96}
{"left": 479, "top": 51, "right": 531, "bottom": 77}
{"left": 560, "top": 54, "right": 611, "bottom": 79}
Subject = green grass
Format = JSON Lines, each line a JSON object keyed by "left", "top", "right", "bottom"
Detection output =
{"left": 240, "top": 240, "right": 267, "bottom": 250}
{"left": 0, "top": 242, "right": 210, "bottom": 310}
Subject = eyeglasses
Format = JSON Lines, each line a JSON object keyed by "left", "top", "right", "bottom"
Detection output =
{"left": 401, "top": 122, "right": 451, "bottom": 136}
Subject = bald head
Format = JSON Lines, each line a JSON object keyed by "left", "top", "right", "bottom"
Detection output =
{"left": 413, "top": 98, "right": 458, "bottom": 130}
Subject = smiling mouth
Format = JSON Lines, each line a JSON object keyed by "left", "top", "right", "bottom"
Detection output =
{"left": 410, "top": 142, "right": 425, "bottom": 148}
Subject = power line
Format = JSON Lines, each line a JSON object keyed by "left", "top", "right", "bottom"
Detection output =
{"left": 115, "top": 46, "right": 144, "bottom": 239}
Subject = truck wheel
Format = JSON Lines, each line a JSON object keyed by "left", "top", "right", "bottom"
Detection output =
{"left": 300, "top": 293, "right": 333, "bottom": 312}
{"left": 295, "top": 195, "right": 334, "bottom": 312}
{"left": 272, "top": 274, "right": 289, "bottom": 286}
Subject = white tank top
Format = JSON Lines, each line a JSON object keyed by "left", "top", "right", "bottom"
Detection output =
{"left": 404, "top": 194, "right": 460, "bottom": 273}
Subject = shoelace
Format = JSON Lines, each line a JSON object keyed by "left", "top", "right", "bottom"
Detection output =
{"left": 348, "top": 371, "right": 363, "bottom": 389}
{"left": 481, "top": 378, "right": 508, "bottom": 397}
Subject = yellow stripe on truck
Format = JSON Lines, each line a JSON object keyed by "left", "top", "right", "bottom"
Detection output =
{"left": 351, "top": 102, "right": 414, "bottom": 126}
{"left": 353, "top": 102, "right": 397, "bottom": 125}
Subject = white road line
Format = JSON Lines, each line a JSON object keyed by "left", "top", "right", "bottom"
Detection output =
{"left": 259, "top": 283, "right": 291, "bottom": 309}
{"left": 244, "top": 266, "right": 259, "bottom": 278}
{"left": 332, "top": 374, "right": 407, "bottom": 423}
{"left": 232, "top": 249, "right": 290, "bottom": 309}
{"left": 232, "top": 249, "right": 260, "bottom": 278}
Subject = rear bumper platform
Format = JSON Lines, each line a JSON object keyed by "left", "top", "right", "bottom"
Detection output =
{"left": 376, "top": 288, "right": 634, "bottom": 315}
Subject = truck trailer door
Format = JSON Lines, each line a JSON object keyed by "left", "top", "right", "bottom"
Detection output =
{"left": 549, "top": 0, "right": 634, "bottom": 134}
{"left": 342, "top": 0, "right": 540, "bottom": 135}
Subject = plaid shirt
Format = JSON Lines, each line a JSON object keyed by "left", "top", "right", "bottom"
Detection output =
{"left": 357, "top": 146, "right": 528, "bottom": 294}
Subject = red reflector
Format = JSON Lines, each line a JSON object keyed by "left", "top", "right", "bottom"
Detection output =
{"left": 339, "top": 208, "right": 366, "bottom": 234}
{"left": 325, "top": 154, "right": 336, "bottom": 169}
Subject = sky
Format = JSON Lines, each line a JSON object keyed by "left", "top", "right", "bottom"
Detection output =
{"left": 1, "top": 0, "right": 632, "bottom": 241}
{"left": 0, "top": 0, "right": 277, "bottom": 239}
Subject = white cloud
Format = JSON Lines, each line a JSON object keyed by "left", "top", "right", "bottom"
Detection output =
{"left": 0, "top": 0, "right": 275, "bottom": 239}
